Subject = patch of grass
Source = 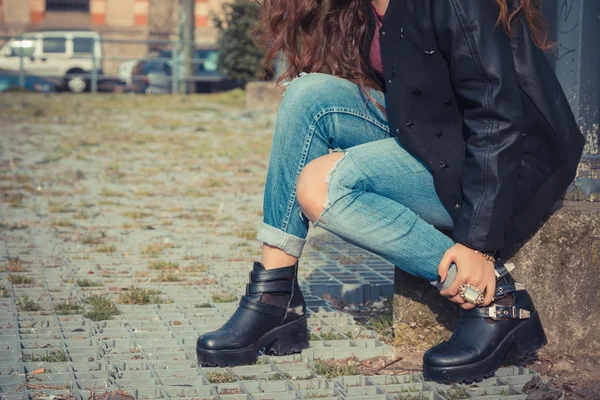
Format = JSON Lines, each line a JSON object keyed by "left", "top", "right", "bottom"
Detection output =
{"left": 156, "top": 272, "right": 182, "bottom": 282}
{"left": 54, "top": 301, "right": 82, "bottom": 315}
{"left": 76, "top": 279, "right": 103, "bottom": 287}
{"left": 53, "top": 219, "right": 75, "bottom": 227}
{"left": 0, "top": 286, "right": 9, "bottom": 298}
{"left": 8, "top": 274, "right": 34, "bottom": 285}
{"left": 6, "top": 257, "right": 26, "bottom": 272}
{"left": 182, "top": 263, "right": 208, "bottom": 273}
{"left": 141, "top": 242, "right": 174, "bottom": 256}
{"left": 319, "top": 331, "right": 345, "bottom": 341}
{"left": 100, "top": 187, "right": 124, "bottom": 197}
{"left": 206, "top": 371, "right": 237, "bottom": 383}
{"left": 81, "top": 235, "right": 102, "bottom": 245}
{"left": 313, "top": 358, "right": 358, "bottom": 379}
{"left": 148, "top": 260, "right": 179, "bottom": 271}
{"left": 116, "top": 287, "right": 163, "bottom": 305}
{"left": 194, "top": 302, "right": 212, "bottom": 308}
{"left": 205, "top": 88, "right": 246, "bottom": 108}
{"left": 22, "top": 350, "right": 68, "bottom": 363}
{"left": 95, "top": 245, "right": 117, "bottom": 253}
{"left": 122, "top": 210, "right": 150, "bottom": 219}
{"left": 6, "top": 193, "right": 25, "bottom": 208}
{"left": 84, "top": 295, "right": 120, "bottom": 321}
{"left": 211, "top": 292, "right": 237, "bottom": 303}
{"left": 17, "top": 296, "right": 42, "bottom": 312}
{"left": 439, "top": 387, "right": 470, "bottom": 400}
{"left": 48, "top": 201, "right": 74, "bottom": 213}
{"left": 237, "top": 228, "right": 258, "bottom": 241}
{"left": 267, "top": 372, "right": 292, "bottom": 380}
{"left": 309, "top": 333, "right": 320, "bottom": 341}
{"left": 133, "top": 271, "right": 150, "bottom": 278}
{"left": 365, "top": 309, "right": 394, "bottom": 338}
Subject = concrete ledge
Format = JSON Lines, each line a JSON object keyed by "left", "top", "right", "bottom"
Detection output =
{"left": 245, "top": 81, "right": 284, "bottom": 112}
{"left": 393, "top": 201, "right": 600, "bottom": 357}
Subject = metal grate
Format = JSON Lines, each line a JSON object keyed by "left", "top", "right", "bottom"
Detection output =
{"left": 45, "top": 0, "right": 90, "bottom": 12}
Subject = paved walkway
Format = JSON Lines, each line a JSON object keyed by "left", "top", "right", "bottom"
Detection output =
{"left": 0, "top": 93, "right": 546, "bottom": 399}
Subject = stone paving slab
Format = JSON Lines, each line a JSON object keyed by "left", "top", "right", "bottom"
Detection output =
{"left": 0, "top": 94, "right": 549, "bottom": 399}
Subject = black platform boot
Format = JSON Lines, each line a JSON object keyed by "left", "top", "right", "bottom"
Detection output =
{"left": 423, "top": 263, "right": 547, "bottom": 383}
{"left": 196, "top": 261, "right": 309, "bottom": 366}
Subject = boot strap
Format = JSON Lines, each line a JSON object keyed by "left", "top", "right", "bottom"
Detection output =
{"left": 493, "top": 282, "right": 525, "bottom": 301}
{"left": 251, "top": 264, "right": 296, "bottom": 282}
{"left": 494, "top": 262, "right": 515, "bottom": 279}
{"left": 462, "top": 305, "right": 531, "bottom": 321}
{"left": 239, "top": 296, "right": 286, "bottom": 318}
{"left": 246, "top": 280, "right": 293, "bottom": 295}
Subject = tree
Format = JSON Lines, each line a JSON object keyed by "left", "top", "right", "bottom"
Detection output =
{"left": 213, "top": 0, "right": 265, "bottom": 82}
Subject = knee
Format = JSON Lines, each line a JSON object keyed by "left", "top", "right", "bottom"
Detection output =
{"left": 296, "top": 152, "right": 344, "bottom": 222}
{"left": 280, "top": 73, "right": 339, "bottom": 113}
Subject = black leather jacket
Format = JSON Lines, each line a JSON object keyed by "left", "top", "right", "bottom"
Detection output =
{"left": 363, "top": 0, "right": 585, "bottom": 258}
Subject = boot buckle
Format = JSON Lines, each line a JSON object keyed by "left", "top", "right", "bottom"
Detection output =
{"left": 487, "top": 305, "right": 531, "bottom": 320}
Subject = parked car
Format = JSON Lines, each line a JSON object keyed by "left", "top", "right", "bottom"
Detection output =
{"left": 126, "top": 48, "right": 244, "bottom": 94}
{"left": 0, "top": 69, "right": 62, "bottom": 92}
{"left": 0, "top": 29, "right": 102, "bottom": 93}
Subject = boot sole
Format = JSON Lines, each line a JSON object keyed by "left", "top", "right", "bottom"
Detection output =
{"left": 423, "top": 312, "right": 547, "bottom": 384}
{"left": 196, "top": 316, "right": 309, "bottom": 367}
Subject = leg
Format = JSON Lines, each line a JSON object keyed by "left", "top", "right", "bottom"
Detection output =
{"left": 297, "top": 137, "right": 455, "bottom": 282}
{"left": 257, "top": 73, "right": 391, "bottom": 268}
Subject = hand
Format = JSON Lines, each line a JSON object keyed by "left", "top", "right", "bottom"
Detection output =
{"left": 438, "top": 243, "right": 496, "bottom": 310}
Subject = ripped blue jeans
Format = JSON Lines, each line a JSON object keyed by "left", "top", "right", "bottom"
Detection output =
{"left": 257, "top": 73, "right": 456, "bottom": 285}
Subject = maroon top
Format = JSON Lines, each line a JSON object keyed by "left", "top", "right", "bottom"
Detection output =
{"left": 369, "top": 5, "right": 385, "bottom": 77}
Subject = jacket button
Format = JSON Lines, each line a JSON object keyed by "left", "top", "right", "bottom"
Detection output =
{"left": 381, "top": 30, "right": 386, "bottom": 36}
{"left": 405, "top": 120, "right": 414, "bottom": 129}
{"left": 440, "top": 161, "right": 449, "bottom": 170}
{"left": 395, "top": 127, "right": 400, "bottom": 135}
{"left": 400, "top": 28, "right": 404, "bottom": 39}
{"left": 388, "top": 79, "right": 393, "bottom": 85}
{"left": 523, "top": 132, "right": 528, "bottom": 138}
{"left": 424, "top": 50, "right": 436, "bottom": 58}
{"left": 435, "top": 129, "right": 443, "bottom": 138}
{"left": 455, "top": 203, "right": 461, "bottom": 211}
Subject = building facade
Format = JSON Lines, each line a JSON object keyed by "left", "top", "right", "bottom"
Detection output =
{"left": 0, "top": 0, "right": 228, "bottom": 74}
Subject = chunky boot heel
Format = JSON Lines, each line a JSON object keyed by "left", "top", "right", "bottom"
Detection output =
{"left": 513, "top": 312, "right": 547, "bottom": 356}
{"left": 264, "top": 317, "right": 309, "bottom": 356}
{"left": 196, "top": 262, "right": 308, "bottom": 367}
{"left": 423, "top": 262, "right": 546, "bottom": 384}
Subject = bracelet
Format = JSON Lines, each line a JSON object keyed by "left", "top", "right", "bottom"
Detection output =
{"left": 473, "top": 250, "right": 496, "bottom": 263}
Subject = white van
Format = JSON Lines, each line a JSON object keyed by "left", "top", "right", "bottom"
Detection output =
{"left": 0, "top": 30, "right": 102, "bottom": 93}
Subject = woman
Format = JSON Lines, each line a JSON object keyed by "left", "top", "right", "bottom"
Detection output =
{"left": 197, "top": 0, "right": 585, "bottom": 383}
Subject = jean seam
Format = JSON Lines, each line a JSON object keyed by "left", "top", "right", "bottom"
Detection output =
{"left": 278, "top": 106, "right": 390, "bottom": 234}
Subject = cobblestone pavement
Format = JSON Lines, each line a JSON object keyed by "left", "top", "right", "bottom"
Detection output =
{"left": 1, "top": 93, "right": 548, "bottom": 399}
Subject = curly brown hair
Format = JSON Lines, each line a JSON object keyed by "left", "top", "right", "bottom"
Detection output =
{"left": 256, "top": 0, "right": 549, "bottom": 91}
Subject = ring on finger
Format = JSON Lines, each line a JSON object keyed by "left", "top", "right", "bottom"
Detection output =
{"left": 458, "top": 283, "right": 485, "bottom": 306}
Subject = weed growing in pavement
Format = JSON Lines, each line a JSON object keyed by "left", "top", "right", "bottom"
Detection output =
{"left": 237, "top": 228, "right": 258, "bottom": 241}
{"left": 17, "top": 296, "right": 42, "bottom": 312}
{"left": 194, "top": 303, "right": 212, "bottom": 308}
{"left": 76, "top": 279, "right": 103, "bottom": 287}
{"left": 48, "top": 201, "right": 74, "bottom": 213}
{"left": 95, "top": 245, "right": 117, "bottom": 253}
{"left": 22, "top": 350, "right": 68, "bottom": 362}
{"left": 100, "top": 187, "right": 124, "bottom": 197}
{"left": 439, "top": 387, "right": 470, "bottom": 400}
{"left": 141, "top": 242, "right": 174, "bottom": 256}
{"left": 53, "top": 219, "right": 75, "bottom": 227}
{"left": 313, "top": 357, "right": 358, "bottom": 378}
{"left": 363, "top": 308, "right": 394, "bottom": 338}
{"left": 266, "top": 372, "right": 292, "bottom": 380}
{"left": 122, "top": 210, "right": 150, "bottom": 219}
{"left": 206, "top": 371, "right": 237, "bottom": 383}
{"left": 182, "top": 264, "right": 208, "bottom": 273}
{"left": 148, "top": 260, "right": 179, "bottom": 270}
{"left": 54, "top": 301, "right": 82, "bottom": 315}
{"left": 6, "top": 257, "right": 26, "bottom": 272}
{"left": 83, "top": 295, "right": 120, "bottom": 321}
{"left": 6, "top": 193, "right": 25, "bottom": 208}
{"left": 319, "top": 331, "right": 345, "bottom": 341}
{"left": 156, "top": 272, "right": 182, "bottom": 282}
{"left": 211, "top": 292, "right": 237, "bottom": 303}
{"left": 0, "top": 286, "right": 9, "bottom": 298}
{"left": 116, "top": 287, "right": 163, "bottom": 305}
{"left": 8, "top": 275, "right": 34, "bottom": 285}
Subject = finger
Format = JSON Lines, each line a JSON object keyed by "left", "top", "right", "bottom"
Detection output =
{"left": 437, "top": 249, "right": 454, "bottom": 283}
{"left": 448, "top": 294, "right": 465, "bottom": 304}
{"left": 440, "top": 272, "right": 466, "bottom": 298}
{"left": 483, "top": 279, "right": 496, "bottom": 306}
{"left": 461, "top": 302, "right": 476, "bottom": 310}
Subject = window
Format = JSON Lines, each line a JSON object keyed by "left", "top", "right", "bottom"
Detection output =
{"left": 45, "top": 0, "right": 90, "bottom": 12}
{"left": 73, "top": 37, "right": 94, "bottom": 54}
{"left": 7, "top": 40, "right": 35, "bottom": 57}
{"left": 43, "top": 37, "right": 66, "bottom": 54}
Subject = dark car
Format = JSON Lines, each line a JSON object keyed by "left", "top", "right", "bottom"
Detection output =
{"left": 127, "top": 49, "right": 244, "bottom": 94}
{"left": 0, "top": 69, "right": 62, "bottom": 93}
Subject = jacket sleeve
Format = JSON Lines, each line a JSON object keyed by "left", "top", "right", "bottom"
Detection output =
{"left": 431, "top": 0, "right": 525, "bottom": 253}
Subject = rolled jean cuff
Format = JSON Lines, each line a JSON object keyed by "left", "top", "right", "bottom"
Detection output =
{"left": 256, "top": 222, "right": 306, "bottom": 258}
{"left": 429, "top": 263, "right": 457, "bottom": 292}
